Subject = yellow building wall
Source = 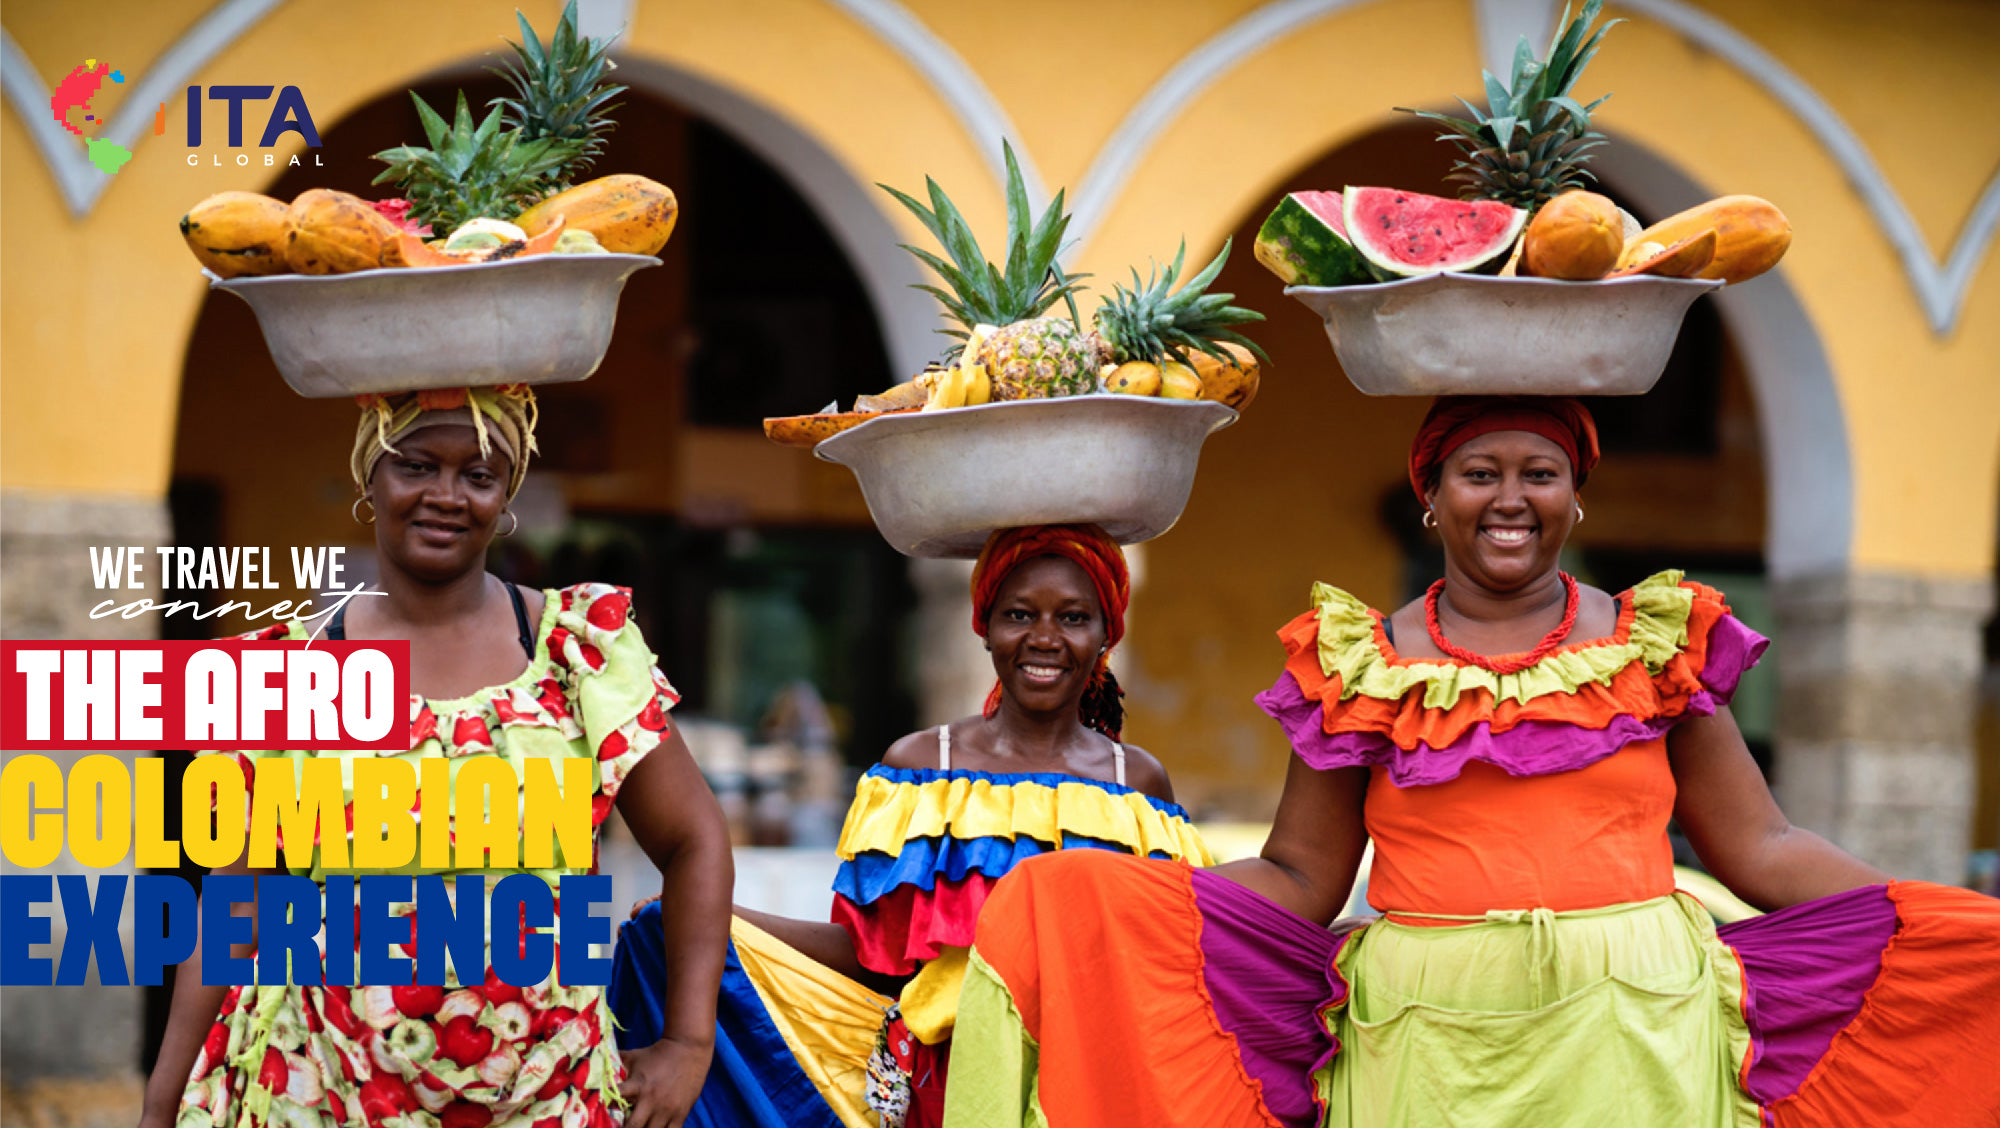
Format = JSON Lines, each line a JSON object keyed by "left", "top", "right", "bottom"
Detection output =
{"left": 1, "top": 0, "right": 1993, "bottom": 813}
{"left": 4, "top": 0, "right": 1991, "bottom": 560}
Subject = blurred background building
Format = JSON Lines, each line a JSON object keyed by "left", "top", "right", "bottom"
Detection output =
{"left": 1, "top": 0, "right": 1994, "bottom": 1119}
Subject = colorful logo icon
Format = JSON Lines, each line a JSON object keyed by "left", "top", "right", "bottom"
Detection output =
{"left": 50, "top": 58, "right": 163, "bottom": 176}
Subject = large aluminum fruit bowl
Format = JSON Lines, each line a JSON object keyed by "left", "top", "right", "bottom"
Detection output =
{"left": 815, "top": 396, "right": 1238, "bottom": 558}
{"left": 1286, "top": 272, "right": 1722, "bottom": 396}
{"left": 210, "top": 253, "right": 659, "bottom": 397}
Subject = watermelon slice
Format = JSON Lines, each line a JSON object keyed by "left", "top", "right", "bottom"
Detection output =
{"left": 1343, "top": 187, "right": 1527, "bottom": 277}
{"left": 1255, "top": 191, "right": 1372, "bottom": 286}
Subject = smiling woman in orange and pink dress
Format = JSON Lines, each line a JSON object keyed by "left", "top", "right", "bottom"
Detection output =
{"left": 946, "top": 395, "right": 2000, "bottom": 1128}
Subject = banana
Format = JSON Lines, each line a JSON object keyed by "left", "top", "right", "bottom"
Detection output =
{"left": 962, "top": 358, "right": 991, "bottom": 406}
{"left": 923, "top": 364, "right": 969, "bottom": 410}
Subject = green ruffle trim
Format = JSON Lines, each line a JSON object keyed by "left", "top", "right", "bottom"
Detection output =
{"left": 1311, "top": 570, "right": 1696, "bottom": 709}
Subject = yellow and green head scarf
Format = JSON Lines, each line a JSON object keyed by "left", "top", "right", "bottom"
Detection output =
{"left": 351, "top": 384, "right": 540, "bottom": 501}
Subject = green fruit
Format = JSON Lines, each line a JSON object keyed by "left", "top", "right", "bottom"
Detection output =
{"left": 1255, "top": 191, "right": 1373, "bottom": 286}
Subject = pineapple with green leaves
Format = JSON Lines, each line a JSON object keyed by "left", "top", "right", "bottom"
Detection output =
{"left": 1398, "top": 0, "right": 1620, "bottom": 210}
{"left": 883, "top": 142, "right": 1102, "bottom": 402}
{"left": 372, "top": 1, "right": 622, "bottom": 234}
{"left": 491, "top": 0, "right": 625, "bottom": 192}
{"left": 371, "top": 92, "right": 576, "bottom": 235}
{"left": 1092, "top": 238, "right": 1268, "bottom": 373}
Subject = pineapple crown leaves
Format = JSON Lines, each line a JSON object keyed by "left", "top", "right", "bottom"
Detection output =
{"left": 1394, "top": 0, "right": 1621, "bottom": 203}
{"left": 489, "top": 0, "right": 626, "bottom": 181}
{"left": 371, "top": 90, "right": 577, "bottom": 231}
{"left": 1095, "top": 238, "right": 1270, "bottom": 368}
{"left": 879, "top": 140, "right": 1088, "bottom": 356}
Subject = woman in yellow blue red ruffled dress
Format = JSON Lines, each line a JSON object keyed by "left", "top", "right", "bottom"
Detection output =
{"left": 611, "top": 523, "right": 1212, "bottom": 1126}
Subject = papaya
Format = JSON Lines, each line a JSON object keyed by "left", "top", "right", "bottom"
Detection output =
{"left": 762, "top": 409, "right": 910, "bottom": 448}
{"left": 1609, "top": 230, "right": 1717, "bottom": 279}
{"left": 1619, "top": 195, "right": 1790, "bottom": 284}
{"left": 1520, "top": 190, "right": 1623, "bottom": 281}
{"left": 1191, "top": 343, "right": 1261, "bottom": 411}
{"left": 382, "top": 230, "right": 470, "bottom": 269}
{"left": 1105, "top": 362, "right": 1162, "bottom": 396}
{"left": 516, "top": 175, "right": 678, "bottom": 256}
{"left": 1158, "top": 361, "right": 1202, "bottom": 400}
{"left": 180, "top": 191, "right": 292, "bottom": 278}
{"left": 285, "top": 189, "right": 401, "bottom": 274}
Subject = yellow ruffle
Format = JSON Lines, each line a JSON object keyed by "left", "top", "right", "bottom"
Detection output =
{"left": 898, "top": 946, "right": 971, "bottom": 1045}
{"left": 1311, "top": 570, "right": 1696, "bottom": 708}
{"left": 835, "top": 775, "right": 1214, "bottom": 867}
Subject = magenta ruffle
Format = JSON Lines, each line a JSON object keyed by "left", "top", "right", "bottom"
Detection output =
{"left": 1252, "top": 612, "right": 1768, "bottom": 787}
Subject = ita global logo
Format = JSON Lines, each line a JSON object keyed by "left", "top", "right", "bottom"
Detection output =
{"left": 51, "top": 59, "right": 151, "bottom": 175}
{"left": 51, "top": 59, "right": 323, "bottom": 175}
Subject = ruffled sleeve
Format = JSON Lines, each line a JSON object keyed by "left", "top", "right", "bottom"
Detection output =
{"left": 544, "top": 582, "right": 682, "bottom": 822}
{"left": 830, "top": 767, "right": 1212, "bottom": 977}
{"left": 1253, "top": 571, "right": 1768, "bottom": 787}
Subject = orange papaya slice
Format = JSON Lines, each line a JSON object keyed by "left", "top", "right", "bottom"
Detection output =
{"left": 762, "top": 409, "right": 915, "bottom": 448}
{"left": 1609, "top": 230, "right": 1718, "bottom": 279}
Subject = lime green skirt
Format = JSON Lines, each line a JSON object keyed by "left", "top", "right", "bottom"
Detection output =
{"left": 1320, "top": 894, "right": 1759, "bottom": 1128}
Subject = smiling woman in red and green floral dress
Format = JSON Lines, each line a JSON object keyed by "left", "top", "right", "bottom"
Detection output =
{"left": 140, "top": 386, "right": 734, "bottom": 1129}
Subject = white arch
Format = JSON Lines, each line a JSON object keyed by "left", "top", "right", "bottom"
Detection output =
{"left": 821, "top": 0, "right": 1046, "bottom": 208}
{"left": 1595, "top": 137, "right": 1852, "bottom": 578}
{"left": 1060, "top": 0, "right": 1996, "bottom": 335}
{"left": 1, "top": 0, "right": 289, "bottom": 218}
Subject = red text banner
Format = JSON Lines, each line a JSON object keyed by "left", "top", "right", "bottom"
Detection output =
{"left": 1, "top": 640, "right": 411, "bottom": 751}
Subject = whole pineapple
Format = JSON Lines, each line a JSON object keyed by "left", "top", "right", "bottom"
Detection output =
{"left": 1397, "top": 0, "right": 1620, "bottom": 209}
{"left": 978, "top": 317, "right": 1106, "bottom": 401}
{"left": 882, "top": 141, "right": 1099, "bottom": 401}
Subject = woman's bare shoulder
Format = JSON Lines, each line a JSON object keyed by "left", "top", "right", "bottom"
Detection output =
{"left": 1116, "top": 742, "right": 1177, "bottom": 805}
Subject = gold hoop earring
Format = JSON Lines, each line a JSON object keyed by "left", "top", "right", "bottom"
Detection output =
{"left": 1421, "top": 509, "right": 1437, "bottom": 530}
{"left": 498, "top": 510, "right": 520, "bottom": 538}
{"left": 1574, "top": 503, "right": 1585, "bottom": 524}
{"left": 351, "top": 497, "right": 375, "bottom": 525}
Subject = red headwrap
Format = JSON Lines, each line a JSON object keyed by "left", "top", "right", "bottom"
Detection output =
{"left": 1408, "top": 396, "right": 1600, "bottom": 502}
{"left": 970, "top": 524, "right": 1130, "bottom": 740}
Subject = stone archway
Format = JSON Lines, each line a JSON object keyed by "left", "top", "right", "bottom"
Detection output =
{"left": 1593, "top": 138, "right": 1851, "bottom": 581}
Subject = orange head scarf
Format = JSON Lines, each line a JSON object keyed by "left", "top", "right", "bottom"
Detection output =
{"left": 1408, "top": 396, "right": 1600, "bottom": 502}
{"left": 970, "top": 524, "right": 1130, "bottom": 740}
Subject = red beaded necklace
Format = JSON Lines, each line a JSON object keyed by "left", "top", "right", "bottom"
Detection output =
{"left": 1424, "top": 572, "right": 1580, "bottom": 673}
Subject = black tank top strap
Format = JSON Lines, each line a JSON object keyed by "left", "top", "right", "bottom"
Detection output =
{"left": 323, "top": 582, "right": 533, "bottom": 655}
{"left": 507, "top": 582, "right": 535, "bottom": 658}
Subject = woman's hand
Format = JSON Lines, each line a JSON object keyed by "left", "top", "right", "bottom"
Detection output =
{"left": 621, "top": 1035, "right": 714, "bottom": 1127}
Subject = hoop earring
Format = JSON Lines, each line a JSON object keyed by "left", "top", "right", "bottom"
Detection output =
{"left": 498, "top": 510, "right": 520, "bottom": 538}
{"left": 351, "top": 497, "right": 375, "bottom": 525}
{"left": 1421, "top": 509, "right": 1437, "bottom": 530}
{"left": 1574, "top": 503, "right": 1585, "bottom": 524}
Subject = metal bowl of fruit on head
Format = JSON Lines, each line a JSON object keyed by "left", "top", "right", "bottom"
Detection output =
{"left": 1255, "top": 0, "right": 1785, "bottom": 397}
{"left": 180, "top": 3, "right": 678, "bottom": 398}
{"left": 762, "top": 143, "right": 1266, "bottom": 558}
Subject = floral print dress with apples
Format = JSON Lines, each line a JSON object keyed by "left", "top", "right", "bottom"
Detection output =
{"left": 177, "top": 583, "right": 677, "bottom": 1128}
